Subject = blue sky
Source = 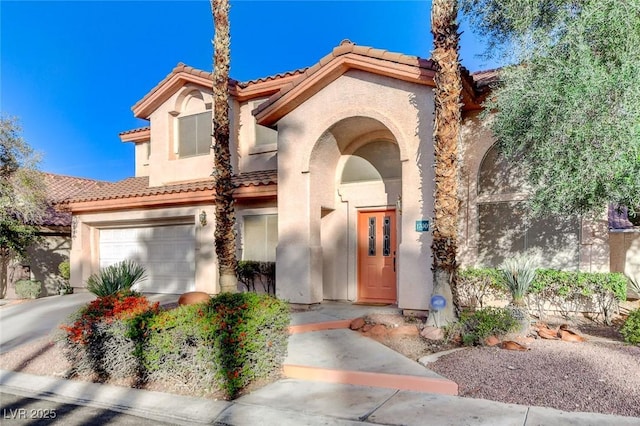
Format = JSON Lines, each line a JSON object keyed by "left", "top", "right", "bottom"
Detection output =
{"left": 1, "top": 1, "right": 497, "bottom": 182}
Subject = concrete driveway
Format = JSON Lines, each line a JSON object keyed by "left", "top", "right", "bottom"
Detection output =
{"left": 0, "top": 293, "right": 96, "bottom": 354}
{"left": 0, "top": 293, "right": 180, "bottom": 354}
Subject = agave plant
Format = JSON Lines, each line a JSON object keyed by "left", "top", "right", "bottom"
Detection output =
{"left": 86, "top": 260, "right": 147, "bottom": 297}
{"left": 500, "top": 255, "right": 536, "bottom": 307}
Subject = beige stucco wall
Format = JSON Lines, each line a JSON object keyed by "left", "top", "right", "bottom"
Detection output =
{"left": 143, "top": 86, "right": 276, "bottom": 185}
{"left": 274, "top": 70, "right": 435, "bottom": 310}
{"left": 70, "top": 206, "right": 218, "bottom": 294}
{"left": 133, "top": 142, "right": 150, "bottom": 177}
{"left": 5, "top": 232, "right": 70, "bottom": 298}
{"left": 610, "top": 231, "right": 640, "bottom": 286}
{"left": 459, "top": 111, "right": 610, "bottom": 272}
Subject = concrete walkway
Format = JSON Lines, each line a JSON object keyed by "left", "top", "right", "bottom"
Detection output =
{"left": 1, "top": 301, "right": 638, "bottom": 425}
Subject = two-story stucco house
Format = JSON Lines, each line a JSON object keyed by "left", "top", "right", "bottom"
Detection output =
{"left": 66, "top": 41, "right": 635, "bottom": 312}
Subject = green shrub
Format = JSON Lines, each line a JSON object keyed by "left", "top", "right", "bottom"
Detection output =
{"left": 86, "top": 260, "right": 147, "bottom": 297}
{"left": 58, "top": 260, "right": 71, "bottom": 280}
{"left": 59, "top": 292, "right": 160, "bottom": 379}
{"left": 237, "top": 260, "right": 260, "bottom": 292}
{"left": 144, "top": 292, "right": 289, "bottom": 399}
{"left": 450, "top": 307, "right": 519, "bottom": 346}
{"left": 59, "top": 290, "right": 289, "bottom": 399}
{"left": 237, "top": 260, "right": 276, "bottom": 294}
{"left": 620, "top": 308, "right": 640, "bottom": 345}
{"left": 529, "top": 269, "right": 627, "bottom": 324}
{"left": 458, "top": 267, "right": 506, "bottom": 308}
{"left": 500, "top": 255, "right": 536, "bottom": 306}
{"left": 15, "top": 279, "right": 42, "bottom": 299}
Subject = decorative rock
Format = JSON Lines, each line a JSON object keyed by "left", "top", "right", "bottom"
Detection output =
{"left": 501, "top": 340, "right": 529, "bottom": 351}
{"left": 350, "top": 317, "right": 366, "bottom": 330}
{"left": 420, "top": 326, "right": 444, "bottom": 341}
{"left": 484, "top": 335, "right": 501, "bottom": 346}
{"left": 361, "top": 324, "right": 374, "bottom": 333}
{"left": 367, "top": 324, "right": 388, "bottom": 337}
{"left": 178, "top": 291, "right": 210, "bottom": 306}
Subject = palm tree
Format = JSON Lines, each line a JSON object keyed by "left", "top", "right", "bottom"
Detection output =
{"left": 211, "top": 0, "right": 237, "bottom": 293}
{"left": 429, "top": 0, "right": 462, "bottom": 322}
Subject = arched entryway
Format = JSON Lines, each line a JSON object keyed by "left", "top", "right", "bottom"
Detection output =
{"left": 306, "top": 116, "right": 402, "bottom": 302}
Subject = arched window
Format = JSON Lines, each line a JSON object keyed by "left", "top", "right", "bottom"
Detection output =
{"left": 176, "top": 91, "right": 211, "bottom": 158}
{"left": 341, "top": 140, "right": 400, "bottom": 184}
{"left": 477, "top": 144, "right": 580, "bottom": 269}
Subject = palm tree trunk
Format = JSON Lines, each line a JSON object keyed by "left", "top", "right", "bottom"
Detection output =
{"left": 211, "top": 0, "right": 237, "bottom": 293}
{"left": 429, "top": 0, "right": 462, "bottom": 322}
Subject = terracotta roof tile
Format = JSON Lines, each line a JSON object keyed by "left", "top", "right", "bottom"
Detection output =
{"left": 67, "top": 170, "right": 278, "bottom": 204}
{"left": 118, "top": 126, "right": 151, "bottom": 136}
{"left": 609, "top": 205, "right": 636, "bottom": 230}
{"left": 38, "top": 173, "right": 106, "bottom": 227}
{"left": 471, "top": 68, "right": 501, "bottom": 91}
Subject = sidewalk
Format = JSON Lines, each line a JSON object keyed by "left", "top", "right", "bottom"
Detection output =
{"left": 1, "top": 302, "right": 638, "bottom": 425}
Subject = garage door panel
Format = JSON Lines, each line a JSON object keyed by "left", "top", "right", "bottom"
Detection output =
{"left": 99, "top": 225, "right": 195, "bottom": 294}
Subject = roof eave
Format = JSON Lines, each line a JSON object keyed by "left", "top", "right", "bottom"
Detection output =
{"left": 254, "top": 53, "right": 437, "bottom": 127}
{"left": 119, "top": 128, "right": 151, "bottom": 143}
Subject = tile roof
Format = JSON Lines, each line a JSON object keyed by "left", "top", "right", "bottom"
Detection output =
{"left": 66, "top": 170, "right": 278, "bottom": 204}
{"left": 471, "top": 68, "right": 501, "bottom": 91}
{"left": 609, "top": 205, "right": 636, "bottom": 230}
{"left": 118, "top": 126, "right": 151, "bottom": 136}
{"left": 253, "top": 40, "right": 437, "bottom": 118}
{"left": 39, "top": 173, "right": 106, "bottom": 227}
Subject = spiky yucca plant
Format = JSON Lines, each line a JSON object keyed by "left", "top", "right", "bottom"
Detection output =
{"left": 501, "top": 255, "right": 536, "bottom": 306}
{"left": 86, "top": 260, "right": 147, "bottom": 297}
{"left": 500, "top": 255, "right": 536, "bottom": 334}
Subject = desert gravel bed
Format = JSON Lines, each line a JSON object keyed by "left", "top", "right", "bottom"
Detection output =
{"left": 426, "top": 339, "right": 640, "bottom": 417}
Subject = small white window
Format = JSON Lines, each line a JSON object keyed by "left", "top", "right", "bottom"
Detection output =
{"left": 243, "top": 215, "right": 277, "bottom": 261}
{"left": 178, "top": 111, "right": 212, "bottom": 157}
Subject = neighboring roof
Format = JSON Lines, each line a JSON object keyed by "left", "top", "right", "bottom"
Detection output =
{"left": 65, "top": 170, "right": 278, "bottom": 213}
{"left": 39, "top": 173, "right": 106, "bottom": 227}
{"left": 471, "top": 68, "right": 501, "bottom": 91}
{"left": 609, "top": 205, "right": 637, "bottom": 230}
{"left": 119, "top": 126, "right": 151, "bottom": 143}
{"left": 131, "top": 63, "right": 305, "bottom": 119}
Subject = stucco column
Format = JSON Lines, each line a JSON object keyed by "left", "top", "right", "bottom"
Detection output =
{"left": 275, "top": 124, "right": 323, "bottom": 304}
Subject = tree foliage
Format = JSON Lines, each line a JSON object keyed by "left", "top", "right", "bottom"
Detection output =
{"left": 0, "top": 116, "right": 47, "bottom": 297}
{"left": 461, "top": 0, "right": 640, "bottom": 216}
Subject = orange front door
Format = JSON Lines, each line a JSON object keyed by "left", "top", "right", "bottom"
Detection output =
{"left": 357, "top": 209, "right": 397, "bottom": 303}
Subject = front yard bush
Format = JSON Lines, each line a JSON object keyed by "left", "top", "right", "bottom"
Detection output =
{"left": 529, "top": 269, "right": 627, "bottom": 324}
{"left": 59, "top": 291, "right": 290, "bottom": 399}
{"left": 449, "top": 307, "right": 518, "bottom": 346}
{"left": 86, "top": 260, "right": 147, "bottom": 297}
{"left": 59, "top": 292, "right": 160, "bottom": 380}
{"left": 457, "top": 267, "right": 506, "bottom": 308}
{"left": 15, "top": 279, "right": 42, "bottom": 299}
{"left": 620, "top": 309, "right": 640, "bottom": 345}
{"left": 237, "top": 260, "right": 276, "bottom": 294}
{"left": 144, "top": 292, "right": 289, "bottom": 398}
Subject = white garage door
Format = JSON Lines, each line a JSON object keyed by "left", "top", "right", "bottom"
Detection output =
{"left": 99, "top": 225, "right": 195, "bottom": 294}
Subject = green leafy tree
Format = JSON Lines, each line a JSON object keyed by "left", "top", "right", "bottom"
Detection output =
{"left": 210, "top": 0, "right": 238, "bottom": 293}
{"left": 460, "top": 0, "right": 640, "bottom": 216}
{"left": 0, "top": 116, "right": 47, "bottom": 298}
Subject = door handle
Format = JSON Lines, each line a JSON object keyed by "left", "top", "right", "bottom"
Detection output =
{"left": 393, "top": 251, "right": 396, "bottom": 272}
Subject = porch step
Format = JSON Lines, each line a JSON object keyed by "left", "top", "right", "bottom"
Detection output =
{"left": 284, "top": 323, "right": 458, "bottom": 396}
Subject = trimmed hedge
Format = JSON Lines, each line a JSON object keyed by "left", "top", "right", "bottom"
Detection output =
{"left": 457, "top": 267, "right": 505, "bottom": 308}
{"left": 620, "top": 308, "right": 640, "bottom": 345}
{"left": 529, "top": 269, "right": 627, "bottom": 324}
{"left": 15, "top": 279, "right": 42, "bottom": 299}
{"left": 458, "top": 267, "right": 628, "bottom": 324}
{"left": 59, "top": 291, "right": 290, "bottom": 399}
{"left": 237, "top": 260, "right": 276, "bottom": 294}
